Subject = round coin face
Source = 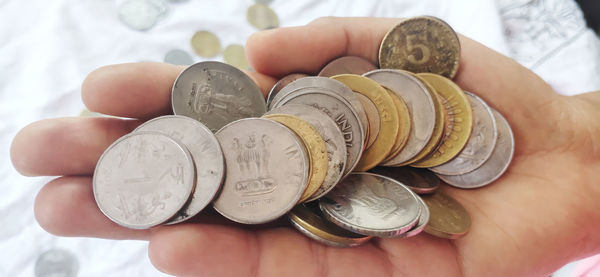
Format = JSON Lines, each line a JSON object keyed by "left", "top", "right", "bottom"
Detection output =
{"left": 213, "top": 118, "right": 309, "bottom": 224}
{"left": 318, "top": 56, "right": 378, "bottom": 77}
{"left": 268, "top": 104, "right": 346, "bottom": 201}
{"left": 369, "top": 167, "right": 439, "bottom": 194}
{"left": 93, "top": 132, "right": 195, "bottom": 229}
{"left": 164, "top": 49, "right": 194, "bottom": 65}
{"left": 190, "top": 31, "right": 221, "bottom": 58}
{"left": 247, "top": 3, "right": 279, "bottom": 30}
{"left": 430, "top": 92, "right": 498, "bottom": 175}
{"left": 319, "top": 172, "right": 421, "bottom": 237}
{"left": 171, "top": 61, "right": 266, "bottom": 132}
{"left": 135, "top": 115, "right": 224, "bottom": 224}
{"left": 223, "top": 44, "right": 251, "bottom": 70}
{"left": 421, "top": 191, "right": 471, "bottom": 239}
{"left": 379, "top": 16, "right": 461, "bottom": 79}
{"left": 436, "top": 110, "right": 514, "bottom": 188}
{"left": 364, "top": 69, "right": 436, "bottom": 165}
{"left": 266, "top": 73, "right": 309, "bottom": 109}
{"left": 35, "top": 249, "right": 78, "bottom": 277}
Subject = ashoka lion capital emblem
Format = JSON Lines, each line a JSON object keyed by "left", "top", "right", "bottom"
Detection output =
{"left": 232, "top": 134, "right": 276, "bottom": 196}
{"left": 191, "top": 83, "right": 254, "bottom": 120}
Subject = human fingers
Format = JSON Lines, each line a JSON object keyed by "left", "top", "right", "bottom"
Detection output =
{"left": 82, "top": 62, "right": 276, "bottom": 119}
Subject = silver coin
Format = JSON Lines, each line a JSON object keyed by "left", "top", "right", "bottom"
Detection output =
{"left": 93, "top": 131, "right": 195, "bottom": 229}
{"left": 135, "top": 115, "right": 224, "bottom": 224}
{"left": 396, "top": 195, "right": 429, "bottom": 238}
{"left": 364, "top": 69, "right": 436, "bottom": 165}
{"left": 164, "top": 49, "right": 194, "bottom": 65}
{"left": 273, "top": 90, "right": 364, "bottom": 175}
{"left": 35, "top": 249, "right": 78, "bottom": 277}
{"left": 319, "top": 172, "right": 421, "bottom": 237}
{"left": 436, "top": 110, "right": 514, "bottom": 188}
{"left": 118, "top": 0, "right": 168, "bottom": 31}
{"left": 266, "top": 73, "right": 308, "bottom": 108}
{"left": 267, "top": 104, "right": 347, "bottom": 201}
{"left": 213, "top": 118, "right": 309, "bottom": 224}
{"left": 270, "top": 76, "right": 369, "bottom": 141}
{"left": 171, "top": 61, "right": 266, "bottom": 132}
{"left": 430, "top": 92, "right": 498, "bottom": 175}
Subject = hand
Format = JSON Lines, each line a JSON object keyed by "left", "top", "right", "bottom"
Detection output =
{"left": 11, "top": 17, "right": 600, "bottom": 276}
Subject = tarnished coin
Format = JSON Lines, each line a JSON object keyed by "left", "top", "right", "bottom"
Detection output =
{"left": 318, "top": 56, "right": 378, "bottom": 77}
{"left": 164, "top": 49, "right": 194, "bottom": 66}
{"left": 223, "top": 44, "right": 251, "bottom": 70}
{"left": 135, "top": 115, "right": 224, "bottom": 224}
{"left": 93, "top": 132, "right": 195, "bottom": 229}
{"left": 364, "top": 69, "right": 436, "bottom": 165}
{"left": 319, "top": 172, "right": 421, "bottom": 237}
{"left": 213, "top": 118, "right": 309, "bottom": 224}
{"left": 171, "top": 61, "right": 266, "bottom": 132}
{"left": 35, "top": 249, "right": 79, "bottom": 277}
{"left": 190, "top": 31, "right": 221, "bottom": 58}
{"left": 247, "top": 3, "right": 279, "bottom": 30}
{"left": 262, "top": 114, "right": 328, "bottom": 202}
{"left": 397, "top": 195, "right": 429, "bottom": 238}
{"left": 355, "top": 93, "right": 379, "bottom": 149}
{"left": 369, "top": 167, "right": 439, "bottom": 194}
{"left": 431, "top": 92, "right": 498, "bottom": 175}
{"left": 331, "top": 74, "right": 399, "bottom": 171}
{"left": 118, "top": 0, "right": 168, "bottom": 31}
{"left": 290, "top": 203, "right": 371, "bottom": 247}
{"left": 421, "top": 191, "right": 471, "bottom": 239}
{"left": 379, "top": 16, "right": 461, "bottom": 79}
{"left": 411, "top": 73, "right": 473, "bottom": 167}
{"left": 436, "top": 110, "right": 514, "bottom": 188}
{"left": 268, "top": 104, "right": 346, "bottom": 201}
{"left": 381, "top": 88, "right": 412, "bottom": 162}
{"left": 266, "top": 73, "right": 308, "bottom": 108}
{"left": 273, "top": 90, "right": 364, "bottom": 176}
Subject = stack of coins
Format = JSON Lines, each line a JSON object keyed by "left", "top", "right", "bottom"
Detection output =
{"left": 93, "top": 16, "right": 514, "bottom": 246}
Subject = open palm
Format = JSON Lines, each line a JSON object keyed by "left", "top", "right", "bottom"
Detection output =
{"left": 11, "top": 17, "right": 600, "bottom": 277}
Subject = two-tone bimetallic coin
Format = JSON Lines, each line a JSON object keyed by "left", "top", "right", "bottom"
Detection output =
{"left": 436, "top": 110, "right": 514, "bottom": 188}
{"left": 213, "top": 118, "right": 309, "bottom": 224}
{"left": 431, "top": 92, "right": 498, "bottom": 175}
{"left": 268, "top": 104, "right": 346, "bottom": 201}
{"left": 171, "top": 61, "right": 266, "bottom": 132}
{"left": 319, "top": 172, "right": 421, "bottom": 237}
{"left": 266, "top": 73, "right": 308, "bottom": 108}
{"left": 318, "top": 56, "right": 378, "bottom": 77}
{"left": 421, "top": 191, "right": 471, "bottom": 239}
{"left": 135, "top": 115, "right": 224, "bottom": 224}
{"left": 369, "top": 167, "right": 439, "bottom": 194}
{"left": 93, "top": 132, "right": 195, "bottom": 229}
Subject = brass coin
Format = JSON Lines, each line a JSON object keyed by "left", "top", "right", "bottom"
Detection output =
{"left": 289, "top": 203, "right": 371, "bottom": 247}
{"left": 263, "top": 114, "right": 328, "bottom": 202}
{"left": 190, "top": 30, "right": 220, "bottom": 58}
{"left": 331, "top": 74, "right": 399, "bottom": 171}
{"left": 411, "top": 73, "right": 473, "bottom": 168}
{"left": 421, "top": 191, "right": 471, "bottom": 239}
{"left": 355, "top": 93, "right": 379, "bottom": 150}
{"left": 223, "top": 44, "right": 251, "bottom": 71}
{"left": 379, "top": 16, "right": 461, "bottom": 79}
{"left": 247, "top": 3, "right": 279, "bottom": 30}
{"left": 381, "top": 88, "right": 411, "bottom": 163}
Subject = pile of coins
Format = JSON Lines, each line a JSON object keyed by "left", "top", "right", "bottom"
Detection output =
{"left": 93, "top": 16, "right": 514, "bottom": 246}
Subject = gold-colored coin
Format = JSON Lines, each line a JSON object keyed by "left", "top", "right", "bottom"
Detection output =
{"left": 223, "top": 44, "right": 251, "bottom": 71}
{"left": 421, "top": 191, "right": 471, "bottom": 239}
{"left": 378, "top": 16, "right": 461, "bottom": 79}
{"left": 289, "top": 204, "right": 371, "bottom": 247}
{"left": 262, "top": 114, "right": 328, "bottom": 202}
{"left": 411, "top": 73, "right": 473, "bottom": 167}
{"left": 247, "top": 3, "right": 279, "bottom": 30}
{"left": 331, "top": 74, "right": 399, "bottom": 171}
{"left": 381, "top": 88, "right": 411, "bottom": 163}
{"left": 355, "top": 93, "right": 379, "bottom": 149}
{"left": 190, "top": 30, "right": 221, "bottom": 58}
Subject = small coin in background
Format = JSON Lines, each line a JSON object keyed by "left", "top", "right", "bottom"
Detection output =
{"left": 318, "top": 56, "right": 378, "bottom": 77}
{"left": 369, "top": 167, "right": 439, "bottom": 194}
{"left": 421, "top": 191, "right": 471, "bottom": 239}
{"left": 266, "top": 73, "right": 308, "bottom": 108}
{"left": 190, "top": 31, "right": 221, "bottom": 58}
{"left": 254, "top": 0, "right": 274, "bottom": 5}
{"left": 164, "top": 49, "right": 194, "bottom": 65}
{"left": 118, "top": 0, "right": 169, "bottom": 31}
{"left": 223, "top": 44, "right": 251, "bottom": 71}
{"left": 247, "top": 4, "right": 279, "bottom": 30}
{"left": 35, "top": 248, "right": 79, "bottom": 277}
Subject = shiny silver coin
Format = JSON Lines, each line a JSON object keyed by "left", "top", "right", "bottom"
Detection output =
{"left": 135, "top": 115, "right": 224, "bottom": 224}
{"left": 93, "top": 131, "right": 195, "bottom": 229}
{"left": 436, "top": 110, "right": 514, "bottom": 188}
{"left": 268, "top": 104, "right": 347, "bottom": 201}
{"left": 171, "top": 61, "right": 266, "bottom": 132}
{"left": 35, "top": 249, "right": 78, "bottom": 277}
{"left": 364, "top": 69, "right": 436, "bottom": 165}
{"left": 369, "top": 166, "right": 439, "bottom": 194}
{"left": 266, "top": 73, "right": 308, "bottom": 108}
{"left": 273, "top": 90, "right": 364, "bottom": 176}
{"left": 430, "top": 92, "right": 498, "bottom": 175}
{"left": 213, "top": 118, "right": 310, "bottom": 224}
{"left": 319, "top": 172, "right": 421, "bottom": 237}
{"left": 271, "top": 76, "right": 369, "bottom": 141}
{"left": 396, "top": 195, "right": 429, "bottom": 238}
{"left": 164, "top": 49, "right": 194, "bottom": 65}
{"left": 118, "top": 0, "right": 168, "bottom": 31}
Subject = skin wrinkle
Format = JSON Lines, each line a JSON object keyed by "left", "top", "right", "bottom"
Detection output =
{"left": 371, "top": 239, "right": 405, "bottom": 277}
